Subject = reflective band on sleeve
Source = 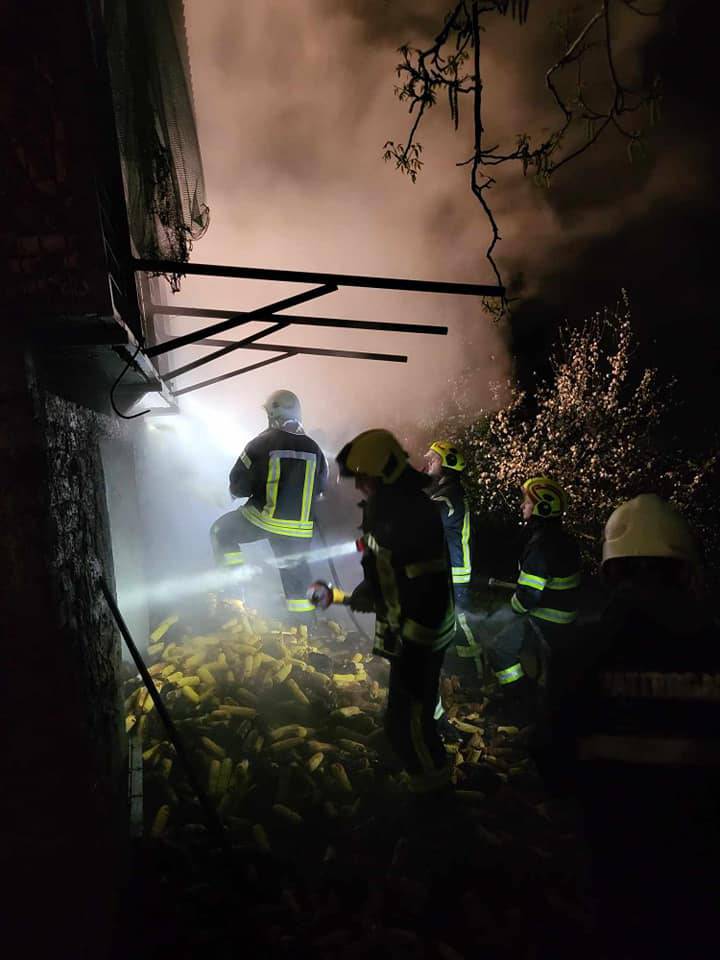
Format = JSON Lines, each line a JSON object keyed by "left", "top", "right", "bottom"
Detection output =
{"left": 517, "top": 570, "right": 548, "bottom": 590}
{"left": 405, "top": 557, "right": 448, "bottom": 578}
{"left": 578, "top": 735, "right": 720, "bottom": 766}
{"left": 496, "top": 662, "right": 525, "bottom": 685}
{"left": 511, "top": 593, "right": 527, "bottom": 614}
{"left": 286, "top": 597, "right": 315, "bottom": 613}
{"left": 222, "top": 551, "right": 245, "bottom": 566}
{"left": 240, "top": 450, "right": 252, "bottom": 468}
{"left": 452, "top": 567, "right": 472, "bottom": 584}
{"left": 456, "top": 643, "right": 483, "bottom": 657}
{"left": 530, "top": 607, "right": 577, "bottom": 625}
{"left": 546, "top": 572, "right": 581, "bottom": 590}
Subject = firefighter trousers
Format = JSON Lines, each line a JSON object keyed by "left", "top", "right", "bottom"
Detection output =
{"left": 385, "top": 644, "right": 451, "bottom": 794}
{"left": 210, "top": 508, "right": 314, "bottom": 614}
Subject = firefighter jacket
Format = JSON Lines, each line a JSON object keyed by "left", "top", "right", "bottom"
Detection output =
{"left": 229, "top": 426, "right": 328, "bottom": 539}
{"left": 542, "top": 585, "right": 720, "bottom": 786}
{"left": 350, "top": 470, "right": 456, "bottom": 659}
{"left": 511, "top": 517, "right": 581, "bottom": 626}
{"left": 427, "top": 475, "right": 472, "bottom": 586}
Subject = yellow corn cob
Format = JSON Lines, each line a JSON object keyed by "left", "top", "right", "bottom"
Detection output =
{"left": 180, "top": 685, "right": 200, "bottom": 704}
{"left": 135, "top": 688, "right": 149, "bottom": 712}
{"left": 161, "top": 664, "right": 176, "bottom": 679}
{"left": 330, "top": 763, "right": 353, "bottom": 793}
{"left": 221, "top": 617, "right": 238, "bottom": 631}
{"left": 166, "top": 671, "right": 184, "bottom": 684}
{"left": 197, "top": 666, "right": 215, "bottom": 686}
{"left": 351, "top": 652, "right": 364, "bottom": 663}
{"left": 252, "top": 823, "right": 270, "bottom": 852}
{"left": 198, "top": 689, "right": 217, "bottom": 705}
{"left": 334, "top": 706, "right": 362, "bottom": 718}
{"left": 183, "top": 651, "right": 206, "bottom": 671}
{"left": 207, "top": 758, "right": 221, "bottom": 794}
{"left": 327, "top": 621, "right": 344, "bottom": 636}
{"left": 338, "top": 739, "right": 367, "bottom": 755}
{"left": 497, "top": 725, "right": 520, "bottom": 735}
{"left": 226, "top": 670, "right": 236, "bottom": 683}
{"left": 200, "top": 736, "right": 226, "bottom": 759}
{"left": 147, "top": 662, "right": 166, "bottom": 677}
{"left": 332, "top": 673, "right": 358, "bottom": 684}
{"left": 125, "top": 715, "right": 137, "bottom": 734}
{"left": 147, "top": 642, "right": 164, "bottom": 657}
{"left": 142, "top": 742, "right": 162, "bottom": 762}
{"left": 272, "top": 804, "right": 303, "bottom": 825}
{"left": 452, "top": 719, "right": 481, "bottom": 734}
{"left": 307, "top": 740, "right": 335, "bottom": 753}
{"left": 243, "top": 654, "right": 255, "bottom": 679}
{"left": 269, "top": 737, "right": 304, "bottom": 754}
{"left": 299, "top": 624, "right": 308, "bottom": 639}
{"left": 176, "top": 675, "right": 201, "bottom": 688}
{"left": 216, "top": 705, "right": 257, "bottom": 719}
{"left": 159, "top": 758, "right": 173, "bottom": 778}
{"left": 163, "top": 643, "right": 183, "bottom": 661}
{"left": 468, "top": 749, "right": 483, "bottom": 764}
{"left": 230, "top": 687, "right": 258, "bottom": 707}
{"left": 334, "top": 726, "right": 369, "bottom": 744}
{"left": 284, "top": 678, "right": 310, "bottom": 705}
{"left": 229, "top": 642, "right": 258, "bottom": 656}
{"left": 306, "top": 752, "right": 324, "bottom": 773}
{"left": 274, "top": 661, "right": 292, "bottom": 684}
{"left": 247, "top": 733, "right": 264, "bottom": 753}
{"left": 269, "top": 724, "right": 308, "bottom": 742}
{"left": 151, "top": 804, "right": 170, "bottom": 837}
{"left": 149, "top": 615, "right": 179, "bottom": 643}
{"left": 217, "top": 757, "right": 233, "bottom": 794}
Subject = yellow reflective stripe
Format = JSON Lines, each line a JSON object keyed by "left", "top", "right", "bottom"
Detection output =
{"left": 517, "top": 570, "right": 547, "bottom": 590}
{"left": 511, "top": 593, "right": 527, "bottom": 614}
{"left": 221, "top": 551, "right": 244, "bottom": 566}
{"left": 578, "top": 735, "right": 720, "bottom": 767}
{"left": 410, "top": 701, "right": 436, "bottom": 774}
{"left": 452, "top": 569, "right": 471, "bottom": 584}
{"left": 460, "top": 502, "right": 471, "bottom": 575}
{"left": 497, "top": 662, "right": 524, "bottom": 685}
{"left": 372, "top": 541, "right": 402, "bottom": 630}
{"left": 402, "top": 609, "right": 455, "bottom": 647}
{"left": 239, "top": 450, "right": 252, "bottom": 469}
{"left": 300, "top": 457, "right": 316, "bottom": 524}
{"left": 287, "top": 597, "right": 315, "bottom": 612}
{"left": 241, "top": 504, "right": 314, "bottom": 538}
{"left": 530, "top": 607, "right": 577, "bottom": 625}
{"left": 546, "top": 572, "right": 581, "bottom": 590}
{"left": 265, "top": 453, "right": 281, "bottom": 519}
{"left": 405, "top": 557, "right": 447, "bottom": 578}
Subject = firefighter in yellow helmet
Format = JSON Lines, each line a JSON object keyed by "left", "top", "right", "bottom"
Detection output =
{"left": 210, "top": 390, "right": 328, "bottom": 617}
{"left": 424, "top": 441, "right": 482, "bottom": 683}
{"left": 540, "top": 494, "right": 720, "bottom": 955}
{"left": 486, "top": 475, "right": 581, "bottom": 723}
{"left": 309, "top": 429, "right": 456, "bottom": 798}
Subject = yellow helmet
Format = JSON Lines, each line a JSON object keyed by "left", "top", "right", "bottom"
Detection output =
{"left": 602, "top": 494, "right": 698, "bottom": 566}
{"left": 521, "top": 476, "right": 567, "bottom": 518}
{"left": 336, "top": 429, "right": 408, "bottom": 484}
{"left": 428, "top": 440, "right": 465, "bottom": 472}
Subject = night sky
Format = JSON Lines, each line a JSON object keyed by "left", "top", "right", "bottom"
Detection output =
{"left": 173, "top": 0, "right": 717, "bottom": 450}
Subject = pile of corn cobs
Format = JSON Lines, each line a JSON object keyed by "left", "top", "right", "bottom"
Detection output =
{"left": 123, "top": 598, "right": 530, "bottom": 850}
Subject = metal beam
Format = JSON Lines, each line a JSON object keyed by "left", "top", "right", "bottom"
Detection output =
{"left": 146, "top": 283, "right": 336, "bottom": 358}
{"left": 150, "top": 305, "right": 448, "bottom": 337}
{"left": 172, "top": 352, "right": 294, "bottom": 398}
{"left": 164, "top": 321, "right": 288, "bottom": 381}
{"left": 197, "top": 339, "right": 408, "bottom": 363}
{"left": 133, "top": 258, "right": 504, "bottom": 298}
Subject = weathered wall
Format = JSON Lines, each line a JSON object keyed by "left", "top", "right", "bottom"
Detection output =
{"left": 0, "top": 346, "right": 126, "bottom": 957}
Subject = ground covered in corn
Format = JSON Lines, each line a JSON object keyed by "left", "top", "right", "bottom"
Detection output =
{"left": 113, "top": 599, "right": 595, "bottom": 960}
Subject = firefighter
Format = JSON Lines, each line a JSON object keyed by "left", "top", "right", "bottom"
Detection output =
{"left": 210, "top": 390, "right": 328, "bottom": 616}
{"left": 486, "top": 475, "right": 581, "bottom": 722}
{"left": 544, "top": 495, "right": 720, "bottom": 955}
{"left": 424, "top": 440, "right": 482, "bottom": 679}
{"left": 309, "top": 429, "right": 456, "bottom": 797}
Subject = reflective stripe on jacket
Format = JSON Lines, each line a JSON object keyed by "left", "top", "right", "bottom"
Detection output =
{"left": 427, "top": 476, "right": 472, "bottom": 585}
{"left": 229, "top": 426, "right": 328, "bottom": 539}
{"left": 511, "top": 517, "right": 580, "bottom": 626}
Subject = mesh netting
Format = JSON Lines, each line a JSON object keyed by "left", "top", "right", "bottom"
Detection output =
{"left": 106, "top": 0, "right": 210, "bottom": 286}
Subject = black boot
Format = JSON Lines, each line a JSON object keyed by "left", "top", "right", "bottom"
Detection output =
{"left": 499, "top": 675, "right": 537, "bottom": 727}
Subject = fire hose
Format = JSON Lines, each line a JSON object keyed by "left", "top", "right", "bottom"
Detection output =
{"left": 487, "top": 577, "right": 517, "bottom": 591}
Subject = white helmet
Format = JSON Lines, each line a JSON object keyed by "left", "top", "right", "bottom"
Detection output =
{"left": 602, "top": 494, "right": 698, "bottom": 567}
{"left": 263, "top": 390, "right": 302, "bottom": 427}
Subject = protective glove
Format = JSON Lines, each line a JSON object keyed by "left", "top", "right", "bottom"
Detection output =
{"left": 348, "top": 581, "right": 375, "bottom": 613}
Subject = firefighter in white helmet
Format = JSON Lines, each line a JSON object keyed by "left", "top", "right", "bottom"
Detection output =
{"left": 210, "top": 390, "right": 328, "bottom": 617}
{"left": 541, "top": 494, "right": 720, "bottom": 955}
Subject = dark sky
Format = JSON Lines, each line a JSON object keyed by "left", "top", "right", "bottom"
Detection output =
{"left": 175, "top": 0, "right": 717, "bottom": 449}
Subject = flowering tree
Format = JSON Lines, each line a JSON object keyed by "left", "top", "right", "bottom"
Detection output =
{"left": 431, "top": 295, "right": 720, "bottom": 573}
